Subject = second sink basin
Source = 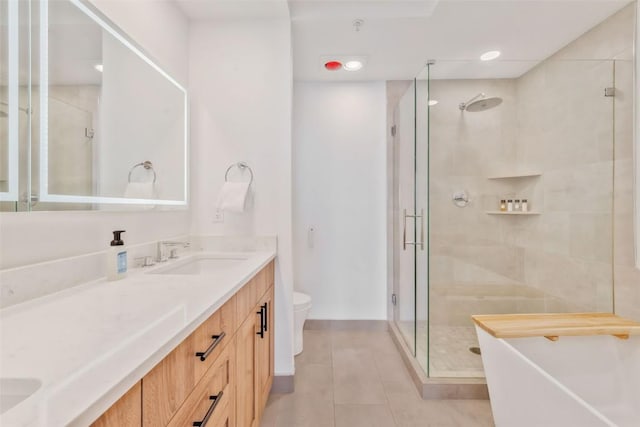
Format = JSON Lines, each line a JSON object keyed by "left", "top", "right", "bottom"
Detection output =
{"left": 0, "top": 378, "right": 42, "bottom": 414}
{"left": 149, "top": 256, "right": 248, "bottom": 275}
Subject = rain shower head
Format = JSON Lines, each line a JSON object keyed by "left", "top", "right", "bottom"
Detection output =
{"left": 459, "top": 93, "right": 503, "bottom": 112}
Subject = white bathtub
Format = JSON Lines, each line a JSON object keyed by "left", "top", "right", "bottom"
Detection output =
{"left": 476, "top": 326, "right": 640, "bottom": 427}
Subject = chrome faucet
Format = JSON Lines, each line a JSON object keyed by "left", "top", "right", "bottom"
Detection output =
{"left": 156, "top": 241, "right": 190, "bottom": 262}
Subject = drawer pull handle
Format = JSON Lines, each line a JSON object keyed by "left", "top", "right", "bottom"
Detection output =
{"left": 195, "top": 332, "right": 226, "bottom": 361}
{"left": 257, "top": 307, "right": 265, "bottom": 338}
{"left": 192, "top": 391, "right": 223, "bottom": 427}
{"left": 263, "top": 302, "right": 268, "bottom": 332}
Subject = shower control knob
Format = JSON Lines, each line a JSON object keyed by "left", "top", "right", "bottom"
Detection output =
{"left": 452, "top": 191, "right": 470, "bottom": 207}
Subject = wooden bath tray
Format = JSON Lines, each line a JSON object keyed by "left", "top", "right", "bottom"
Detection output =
{"left": 472, "top": 312, "right": 640, "bottom": 341}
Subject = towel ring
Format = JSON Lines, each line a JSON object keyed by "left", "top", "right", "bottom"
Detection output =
{"left": 224, "top": 162, "right": 254, "bottom": 185}
{"left": 128, "top": 160, "right": 157, "bottom": 183}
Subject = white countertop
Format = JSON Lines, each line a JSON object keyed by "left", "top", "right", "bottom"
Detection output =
{"left": 0, "top": 250, "right": 276, "bottom": 427}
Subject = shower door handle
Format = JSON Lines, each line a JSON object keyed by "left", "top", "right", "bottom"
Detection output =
{"left": 403, "top": 209, "right": 424, "bottom": 251}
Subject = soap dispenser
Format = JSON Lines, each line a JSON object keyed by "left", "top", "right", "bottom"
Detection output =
{"left": 107, "top": 230, "right": 127, "bottom": 281}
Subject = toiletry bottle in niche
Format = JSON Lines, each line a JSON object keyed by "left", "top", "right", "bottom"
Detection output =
{"left": 507, "top": 199, "right": 513, "bottom": 212}
{"left": 107, "top": 230, "right": 127, "bottom": 281}
{"left": 500, "top": 200, "right": 507, "bottom": 212}
{"left": 514, "top": 199, "right": 521, "bottom": 211}
{"left": 522, "top": 199, "right": 528, "bottom": 212}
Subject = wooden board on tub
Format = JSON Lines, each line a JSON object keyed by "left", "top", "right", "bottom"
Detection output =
{"left": 471, "top": 312, "right": 640, "bottom": 340}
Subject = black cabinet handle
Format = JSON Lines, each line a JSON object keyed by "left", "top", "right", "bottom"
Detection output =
{"left": 195, "top": 331, "right": 226, "bottom": 361}
{"left": 263, "top": 302, "right": 268, "bottom": 332}
{"left": 192, "top": 391, "right": 223, "bottom": 427}
{"left": 257, "top": 306, "right": 264, "bottom": 338}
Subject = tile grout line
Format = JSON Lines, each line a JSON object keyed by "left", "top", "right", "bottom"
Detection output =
{"left": 330, "top": 330, "right": 337, "bottom": 427}
{"left": 372, "top": 330, "right": 401, "bottom": 427}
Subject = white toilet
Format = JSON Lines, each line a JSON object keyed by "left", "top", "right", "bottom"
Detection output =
{"left": 293, "top": 292, "right": 312, "bottom": 355}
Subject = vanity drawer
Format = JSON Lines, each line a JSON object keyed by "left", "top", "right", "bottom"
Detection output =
{"left": 193, "top": 295, "right": 236, "bottom": 380}
{"left": 142, "top": 296, "right": 236, "bottom": 426}
{"left": 167, "top": 339, "right": 235, "bottom": 427}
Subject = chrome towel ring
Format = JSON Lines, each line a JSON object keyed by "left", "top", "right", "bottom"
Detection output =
{"left": 224, "top": 162, "right": 254, "bottom": 186}
{"left": 128, "top": 160, "right": 157, "bottom": 183}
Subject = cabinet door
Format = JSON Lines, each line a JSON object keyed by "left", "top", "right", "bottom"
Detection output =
{"left": 236, "top": 311, "right": 258, "bottom": 427}
{"left": 91, "top": 382, "right": 141, "bottom": 427}
{"left": 142, "top": 334, "right": 196, "bottom": 426}
{"left": 255, "top": 287, "right": 274, "bottom": 417}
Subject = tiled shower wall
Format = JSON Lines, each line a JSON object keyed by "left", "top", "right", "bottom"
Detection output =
{"left": 428, "top": 3, "right": 638, "bottom": 324}
{"left": 514, "top": 4, "right": 637, "bottom": 315}
{"left": 428, "top": 79, "right": 522, "bottom": 326}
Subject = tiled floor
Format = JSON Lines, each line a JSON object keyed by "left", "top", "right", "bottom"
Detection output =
{"left": 260, "top": 329, "right": 494, "bottom": 427}
{"left": 422, "top": 325, "right": 485, "bottom": 378}
{"left": 398, "top": 322, "right": 485, "bottom": 378}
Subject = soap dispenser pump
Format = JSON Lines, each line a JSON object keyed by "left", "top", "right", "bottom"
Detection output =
{"left": 107, "top": 230, "right": 127, "bottom": 281}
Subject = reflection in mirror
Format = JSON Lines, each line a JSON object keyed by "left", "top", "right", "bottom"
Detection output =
{"left": 0, "top": 0, "right": 21, "bottom": 210}
{"left": 33, "top": 0, "right": 187, "bottom": 209}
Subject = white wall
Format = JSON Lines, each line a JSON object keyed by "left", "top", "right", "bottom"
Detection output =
{"left": 188, "top": 14, "right": 294, "bottom": 375}
{"left": 0, "top": 0, "right": 190, "bottom": 269}
{"left": 293, "top": 82, "right": 387, "bottom": 320}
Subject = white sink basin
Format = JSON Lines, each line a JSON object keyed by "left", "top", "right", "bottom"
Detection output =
{"left": 149, "top": 256, "right": 248, "bottom": 275}
{"left": 0, "top": 378, "right": 42, "bottom": 414}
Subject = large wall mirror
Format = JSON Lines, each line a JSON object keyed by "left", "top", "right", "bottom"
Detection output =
{"left": 0, "top": 0, "right": 188, "bottom": 211}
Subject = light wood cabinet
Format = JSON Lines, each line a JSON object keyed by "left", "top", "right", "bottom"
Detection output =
{"left": 236, "top": 309, "right": 259, "bottom": 427}
{"left": 142, "top": 295, "right": 236, "bottom": 426}
{"left": 255, "top": 288, "right": 274, "bottom": 416}
{"left": 91, "top": 260, "right": 275, "bottom": 427}
{"left": 91, "top": 381, "right": 141, "bottom": 427}
{"left": 167, "top": 338, "right": 235, "bottom": 427}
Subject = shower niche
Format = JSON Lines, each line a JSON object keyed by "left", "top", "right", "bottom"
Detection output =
{"left": 485, "top": 173, "right": 543, "bottom": 215}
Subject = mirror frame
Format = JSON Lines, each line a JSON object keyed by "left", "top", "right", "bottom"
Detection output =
{"left": 38, "top": 0, "right": 188, "bottom": 206}
{"left": 0, "top": 0, "right": 20, "bottom": 202}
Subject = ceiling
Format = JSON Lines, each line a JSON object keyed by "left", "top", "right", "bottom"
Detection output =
{"left": 174, "top": 0, "right": 633, "bottom": 81}
{"left": 290, "top": 0, "right": 633, "bottom": 81}
{"left": 175, "top": 0, "right": 290, "bottom": 20}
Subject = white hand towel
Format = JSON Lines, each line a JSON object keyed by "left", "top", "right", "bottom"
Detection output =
{"left": 124, "top": 182, "right": 156, "bottom": 199}
{"left": 217, "top": 182, "right": 250, "bottom": 213}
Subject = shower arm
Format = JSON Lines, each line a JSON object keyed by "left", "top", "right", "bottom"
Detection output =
{"left": 459, "top": 93, "right": 486, "bottom": 111}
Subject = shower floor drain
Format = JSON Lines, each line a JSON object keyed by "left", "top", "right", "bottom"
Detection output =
{"left": 469, "top": 346, "right": 481, "bottom": 355}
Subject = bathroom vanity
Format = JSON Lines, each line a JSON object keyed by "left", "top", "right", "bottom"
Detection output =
{"left": 0, "top": 251, "right": 275, "bottom": 427}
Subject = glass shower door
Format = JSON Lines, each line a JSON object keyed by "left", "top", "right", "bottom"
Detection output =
{"left": 393, "top": 74, "right": 430, "bottom": 359}
{"left": 393, "top": 80, "right": 417, "bottom": 354}
{"left": 415, "top": 67, "right": 430, "bottom": 375}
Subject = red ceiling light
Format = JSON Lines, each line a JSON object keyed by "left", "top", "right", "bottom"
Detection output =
{"left": 324, "top": 61, "right": 342, "bottom": 71}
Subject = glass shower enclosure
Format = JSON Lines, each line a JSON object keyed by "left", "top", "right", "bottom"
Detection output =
{"left": 392, "top": 52, "right": 632, "bottom": 379}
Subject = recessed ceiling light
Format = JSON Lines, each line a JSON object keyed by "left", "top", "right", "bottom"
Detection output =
{"left": 324, "top": 61, "right": 342, "bottom": 71}
{"left": 480, "top": 51, "right": 501, "bottom": 61}
{"left": 343, "top": 60, "right": 363, "bottom": 71}
{"left": 428, "top": 100, "right": 439, "bottom": 106}
{"left": 94, "top": 64, "right": 103, "bottom": 72}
